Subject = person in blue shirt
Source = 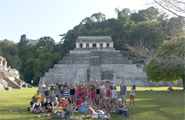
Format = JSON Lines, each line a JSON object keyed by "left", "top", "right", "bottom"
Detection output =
{"left": 116, "top": 98, "right": 130, "bottom": 117}
{"left": 119, "top": 80, "right": 127, "bottom": 107}
{"left": 27, "top": 97, "right": 35, "bottom": 111}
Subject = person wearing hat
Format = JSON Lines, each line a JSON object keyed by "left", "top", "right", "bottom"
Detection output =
{"left": 50, "top": 84, "right": 55, "bottom": 92}
{"left": 116, "top": 98, "right": 130, "bottom": 117}
{"left": 59, "top": 98, "right": 67, "bottom": 107}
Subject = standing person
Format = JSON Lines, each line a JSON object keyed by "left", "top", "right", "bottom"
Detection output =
{"left": 50, "top": 84, "right": 55, "bottom": 92}
{"left": 39, "top": 80, "right": 46, "bottom": 98}
{"left": 82, "top": 83, "right": 86, "bottom": 101}
{"left": 111, "top": 85, "right": 117, "bottom": 105}
{"left": 106, "top": 85, "right": 111, "bottom": 102}
{"left": 100, "top": 82, "right": 105, "bottom": 98}
{"left": 43, "top": 85, "right": 50, "bottom": 98}
{"left": 93, "top": 79, "right": 98, "bottom": 89}
{"left": 85, "top": 84, "right": 90, "bottom": 98}
{"left": 49, "top": 90, "right": 56, "bottom": 103}
{"left": 102, "top": 85, "right": 107, "bottom": 101}
{"left": 129, "top": 85, "right": 136, "bottom": 109}
{"left": 119, "top": 80, "right": 127, "bottom": 107}
{"left": 64, "top": 83, "right": 69, "bottom": 98}
{"left": 78, "top": 85, "right": 83, "bottom": 99}
{"left": 96, "top": 85, "right": 100, "bottom": 99}
{"left": 110, "top": 82, "right": 113, "bottom": 90}
{"left": 69, "top": 83, "right": 75, "bottom": 101}
{"left": 90, "top": 85, "right": 96, "bottom": 105}
{"left": 34, "top": 90, "right": 43, "bottom": 102}
{"left": 59, "top": 81, "right": 65, "bottom": 102}
{"left": 116, "top": 98, "right": 129, "bottom": 117}
{"left": 105, "top": 81, "right": 110, "bottom": 88}
{"left": 55, "top": 83, "right": 60, "bottom": 100}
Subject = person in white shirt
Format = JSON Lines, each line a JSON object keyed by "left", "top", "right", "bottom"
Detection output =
{"left": 39, "top": 80, "right": 46, "bottom": 98}
{"left": 100, "top": 82, "right": 105, "bottom": 98}
{"left": 129, "top": 85, "right": 136, "bottom": 109}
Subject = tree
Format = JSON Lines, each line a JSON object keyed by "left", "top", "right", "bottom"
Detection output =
{"left": 124, "top": 35, "right": 185, "bottom": 88}
{"left": 152, "top": 0, "right": 185, "bottom": 18}
{"left": 18, "top": 34, "right": 28, "bottom": 49}
{"left": 90, "top": 12, "right": 106, "bottom": 22}
{"left": 37, "top": 36, "right": 55, "bottom": 48}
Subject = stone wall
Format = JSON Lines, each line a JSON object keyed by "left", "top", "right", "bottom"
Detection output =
{"left": 40, "top": 49, "right": 171, "bottom": 87}
{"left": 0, "top": 56, "right": 33, "bottom": 90}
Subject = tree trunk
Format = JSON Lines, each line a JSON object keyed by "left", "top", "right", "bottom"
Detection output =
{"left": 182, "top": 74, "right": 185, "bottom": 90}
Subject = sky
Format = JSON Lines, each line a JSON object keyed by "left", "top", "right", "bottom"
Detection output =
{"left": 0, "top": 0, "right": 153, "bottom": 43}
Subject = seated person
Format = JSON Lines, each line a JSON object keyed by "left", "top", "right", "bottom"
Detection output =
{"left": 52, "top": 97, "right": 59, "bottom": 114}
{"left": 33, "top": 90, "right": 43, "bottom": 102}
{"left": 107, "top": 99, "right": 115, "bottom": 113}
{"left": 27, "top": 97, "right": 35, "bottom": 111}
{"left": 59, "top": 98, "right": 67, "bottom": 107}
{"left": 116, "top": 98, "right": 129, "bottom": 117}
{"left": 81, "top": 107, "right": 111, "bottom": 119}
{"left": 74, "top": 104, "right": 88, "bottom": 113}
{"left": 44, "top": 97, "right": 52, "bottom": 113}
{"left": 30, "top": 98, "right": 43, "bottom": 113}
{"left": 41, "top": 97, "right": 47, "bottom": 111}
{"left": 94, "top": 96, "right": 99, "bottom": 109}
{"left": 99, "top": 99, "right": 108, "bottom": 111}
{"left": 168, "top": 86, "right": 173, "bottom": 91}
{"left": 75, "top": 97, "right": 83, "bottom": 106}
{"left": 37, "top": 106, "right": 80, "bottom": 119}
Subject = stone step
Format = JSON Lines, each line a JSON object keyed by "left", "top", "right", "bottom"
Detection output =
{"left": 54, "top": 64, "right": 89, "bottom": 68}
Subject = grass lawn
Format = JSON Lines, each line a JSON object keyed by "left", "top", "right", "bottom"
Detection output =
{"left": 0, "top": 87, "right": 184, "bottom": 120}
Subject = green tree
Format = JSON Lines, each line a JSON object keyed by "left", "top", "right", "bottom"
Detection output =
{"left": 146, "top": 36, "right": 185, "bottom": 89}
{"left": 18, "top": 34, "right": 28, "bottom": 49}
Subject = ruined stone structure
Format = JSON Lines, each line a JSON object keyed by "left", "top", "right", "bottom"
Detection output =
{"left": 0, "top": 56, "right": 33, "bottom": 90}
{"left": 40, "top": 36, "right": 171, "bottom": 87}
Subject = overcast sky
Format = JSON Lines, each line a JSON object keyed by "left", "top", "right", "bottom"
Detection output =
{"left": 0, "top": 0, "right": 165, "bottom": 43}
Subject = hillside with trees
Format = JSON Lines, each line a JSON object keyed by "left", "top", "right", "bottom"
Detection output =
{"left": 0, "top": 7, "right": 184, "bottom": 85}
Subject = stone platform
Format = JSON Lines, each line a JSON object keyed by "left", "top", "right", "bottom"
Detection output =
{"left": 40, "top": 36, "right": 170, "bottom": 87}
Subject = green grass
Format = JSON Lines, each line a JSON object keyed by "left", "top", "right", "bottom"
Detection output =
{"left": 0, "top": 87, "right": 184, "bottom": 120}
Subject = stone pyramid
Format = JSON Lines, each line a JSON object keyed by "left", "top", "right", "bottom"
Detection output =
{"left": 40, "top": 36, "right": 170, "bottom": 87}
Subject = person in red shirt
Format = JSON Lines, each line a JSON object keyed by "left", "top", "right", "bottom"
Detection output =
{"left": 106, "top": 85, "right": 111, "bottom": 102}
{"left": 93, "top": 79, "right": 98, "bottom": 89}
{"left": 59, "top": 98, "right": 67, "bottom": 107}
{"left": 75, "top": 96, "right": 83, "bottom": 107}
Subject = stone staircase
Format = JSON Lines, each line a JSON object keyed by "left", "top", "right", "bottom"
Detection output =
{"left": 40, "top": 48, "right": 171, "bottom": 87}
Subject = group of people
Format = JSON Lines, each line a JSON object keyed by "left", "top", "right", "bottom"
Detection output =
{"left": 27, "top": 79, "right": 136, "bottom": 119}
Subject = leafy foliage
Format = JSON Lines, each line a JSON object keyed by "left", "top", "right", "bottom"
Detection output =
{"left": 0, "top": 7, "right": 184, "bottom": 85}
{"left": 146, "top": 36, "right": 185, "bottom": 89}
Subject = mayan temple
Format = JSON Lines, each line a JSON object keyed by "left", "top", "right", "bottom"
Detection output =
{"left": 0, "top": 56, "right": 33, "bottom": 90}
{"left": 40, "top": 36, "right": 170, "bottom": 86}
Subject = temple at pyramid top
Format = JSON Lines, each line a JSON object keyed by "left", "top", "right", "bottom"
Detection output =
{"left": 76, "top": 36, "right": 113, "bottom": 48}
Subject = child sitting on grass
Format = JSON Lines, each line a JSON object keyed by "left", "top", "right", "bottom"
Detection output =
{"left": 27, "top": 97, "right": 35, "bottom": 111}
{"left": 30, "top": 98, "right": 43, "bottom": 113}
